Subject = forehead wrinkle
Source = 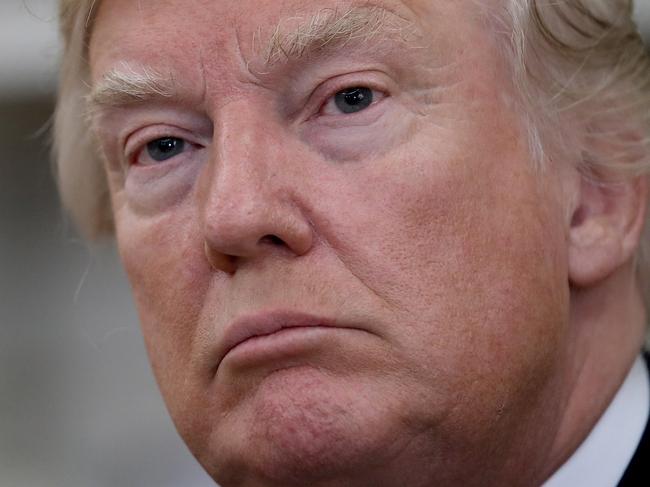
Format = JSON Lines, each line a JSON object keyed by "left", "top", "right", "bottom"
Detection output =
{"left": 261, "top": 4, "right": 419, "bottom": 66}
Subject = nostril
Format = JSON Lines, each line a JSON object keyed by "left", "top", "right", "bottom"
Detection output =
{"left": 259, "top": 234, "right": 285, "bottom": 247}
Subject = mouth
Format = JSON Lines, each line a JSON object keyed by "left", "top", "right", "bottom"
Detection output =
{"left": 216, "top": 311, "right": 359, "bottom": 372}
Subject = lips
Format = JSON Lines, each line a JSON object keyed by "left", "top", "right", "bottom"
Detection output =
{"left": 216, "top": 311, "right": 348, "bottom": 371}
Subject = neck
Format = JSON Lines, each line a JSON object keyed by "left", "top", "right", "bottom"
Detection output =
{"left": 542, "top": 263, "right": 647, "bottom": 482}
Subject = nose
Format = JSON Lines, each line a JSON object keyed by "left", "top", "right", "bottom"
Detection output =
{"left": 199, "top": 105, "right": 314, "bottom": 273}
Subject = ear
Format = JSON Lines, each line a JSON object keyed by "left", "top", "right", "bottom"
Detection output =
{"left": 568, "top": 175, "right": 647, "bottom": 287}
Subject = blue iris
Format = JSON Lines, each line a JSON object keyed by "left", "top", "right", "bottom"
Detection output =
{"left": 146, "top": 137, "right": 185, "bottom": 162}
{"left": 334, "top": 87, "right": 373, "bottom": 114}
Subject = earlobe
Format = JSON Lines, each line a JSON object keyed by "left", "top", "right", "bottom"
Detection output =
{"left": 568, "top": 175, "right": 647, "bottom": 287}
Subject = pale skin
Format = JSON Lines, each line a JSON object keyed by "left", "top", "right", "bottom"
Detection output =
{"left": 88, "top": 0, "right": 648, "bottom": 486}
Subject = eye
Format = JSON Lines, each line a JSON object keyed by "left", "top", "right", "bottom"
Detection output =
{"left": 126, "top": 130, "right": 204, "bottom": 169}
{"left": 322, "top": 86, "right": 380, "bottom": 116}
{"left": 130, "top": 136, "right": 190, "bottom": 166}
{"left": 144, "top": 137, "right": 186, "bottom": 163}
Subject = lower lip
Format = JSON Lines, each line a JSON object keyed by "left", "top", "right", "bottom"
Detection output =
{"left": 222, "top": 326, "right": 339, "bottom": 368}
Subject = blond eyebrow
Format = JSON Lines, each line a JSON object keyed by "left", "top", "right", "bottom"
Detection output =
{"left": 262, "top": 5, "right": 417, "bottom": 65}
{"left": 87, "top": 62, "right": 176, "bottom": 112}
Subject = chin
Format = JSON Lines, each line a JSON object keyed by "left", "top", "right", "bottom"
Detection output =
{"left": 193, "top": 365, "right": 408, "bottom": 487}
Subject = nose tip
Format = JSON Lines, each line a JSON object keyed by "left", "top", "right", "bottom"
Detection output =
{"left": 199, "top": 103, "right": 314, "bottom": 273}
{"left": 203, "top": 213, "right": 314, "bottom": 273}
{"left": 201, "top": 186, "right": 314, "bottom": 273}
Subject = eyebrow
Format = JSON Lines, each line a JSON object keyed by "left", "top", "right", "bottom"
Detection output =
{"left": 261, "top": 5, "right": 417, "bottom": 65}
{"left": 87, "top": 62, "right": 176, "bottom": 112}
{"left": 88, "top": 5, "right": 418, "bottom": 111}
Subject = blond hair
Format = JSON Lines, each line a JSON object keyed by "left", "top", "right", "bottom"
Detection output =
{"left": 494, "top": 0, "right": 650, "bottom": 298}
{"left": 53, "top": 0, "right": 650, "bottom": 294}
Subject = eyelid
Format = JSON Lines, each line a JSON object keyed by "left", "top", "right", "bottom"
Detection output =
{"left": 123, "top": 125, "right": 203, "bottom": 167}
{"left": 320, "top": 87, "right": 386, "bottom": 117}
{"left": 302, "top": 71, "right": 392, "bottom": 121}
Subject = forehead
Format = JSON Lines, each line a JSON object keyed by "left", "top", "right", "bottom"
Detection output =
{"left": 88, "top": 0, "right": 485, "bottom": 81}
{"left": 90, "top": 0, "right": 427, "bottom": 39}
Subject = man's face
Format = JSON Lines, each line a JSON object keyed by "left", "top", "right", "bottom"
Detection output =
{"left": 90, "top": 0, "right": 574, "bottom": 485}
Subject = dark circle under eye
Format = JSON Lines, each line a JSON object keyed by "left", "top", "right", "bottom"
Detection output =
{"left": 334, "top": 87, "right": 374, "bottom": 114}
{"left": 146, "top": 137, "right": 185, "bottom": 162}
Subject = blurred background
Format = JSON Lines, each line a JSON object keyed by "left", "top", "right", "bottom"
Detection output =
{"left": 0, "top": 1, "right": 214, "bottom": 486}
{"left": 1, "top": 1, "right": 649, "bottom": 487}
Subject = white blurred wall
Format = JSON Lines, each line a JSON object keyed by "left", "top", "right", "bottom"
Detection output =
{"left": 1, "top": 1, "right": 649, "bottom": 487}
{"left": 0, "top": 1, "right": 58, "bottom": 101}
{"left": 0, "top": 2, "right": 214, "bottom": 487}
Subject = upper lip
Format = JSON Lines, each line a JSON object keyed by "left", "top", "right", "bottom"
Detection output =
{"left": 216, "top": 311, "right": 345, "bottom": 371}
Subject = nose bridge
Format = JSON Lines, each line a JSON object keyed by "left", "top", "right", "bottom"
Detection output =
{"left": 198, "top": 100, "right": 313, "bottom": 264}
{"left": 203, "top": 101, "right": 277, "bottom": 217}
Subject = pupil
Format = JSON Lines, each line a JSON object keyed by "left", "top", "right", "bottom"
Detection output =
{"left": 335, "top": 87, "right": 373, "bottom": 114}
{"left": 158, "top": 139, "right": 176, "bottom": 152}
{"left": 147, "top": 137, "right": 184, "bottom": 162}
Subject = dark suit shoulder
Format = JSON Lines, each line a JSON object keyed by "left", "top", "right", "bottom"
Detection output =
{"left": 617, "top": 352, "right": 650, "bottom": 487}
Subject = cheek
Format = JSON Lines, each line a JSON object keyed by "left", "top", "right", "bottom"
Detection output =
{"left": 319, "top": 117, "right": 570, "bottom": 398}
{"left": 113, "top": 202, "right": 211, "bottom": 398}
